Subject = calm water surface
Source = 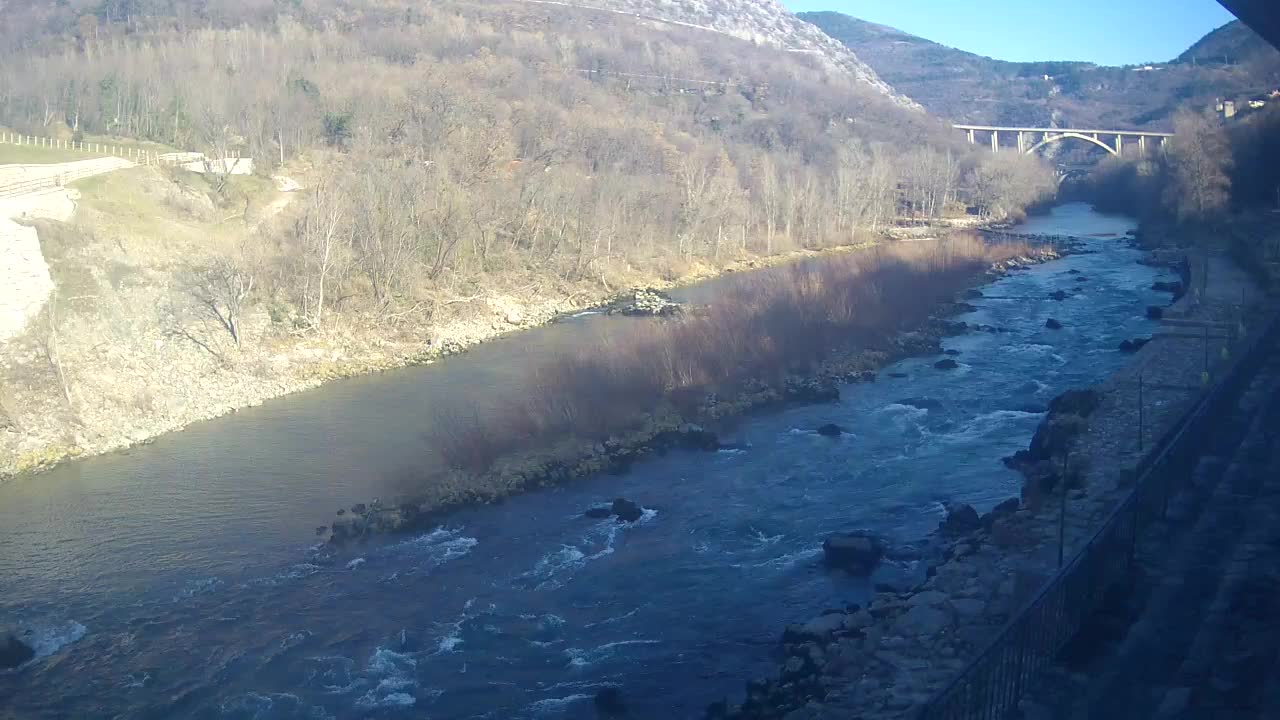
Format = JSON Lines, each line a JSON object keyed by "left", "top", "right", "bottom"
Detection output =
{"left": 0, "top": 204, "right": 1175, "bottom": 718}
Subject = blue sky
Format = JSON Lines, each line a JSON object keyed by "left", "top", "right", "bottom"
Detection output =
{"left": 783, "top": 0, "right": 1239, "bottom": 66}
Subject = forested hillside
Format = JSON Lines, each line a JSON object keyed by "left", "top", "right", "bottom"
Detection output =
{"left": 804, "top": 12, "right": 1280, "bottom": 130}
{"left": 0, "top": 0, "right": 1052, "bottom": 297}
{"left": 0, "top": 0, "right": 1056, "bottom": 477}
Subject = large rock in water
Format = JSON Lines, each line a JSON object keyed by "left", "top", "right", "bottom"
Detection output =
{"left": 612, "top": 288, "right": 682, "bottom": 317}
{"left": 0, "top": 631, "right": 34, "bottom": 669}
{"left": 940, "top": 502, "right": 981, "bottom": 536}
{"left": 822, "top": 533, "right": 884, "bottom": 575}
{"left": 934, "top": 358, "right": 959, "bottom": 370}
{"left": 1048, "top": 388, "right": 1102, "bottom": 417}
{"left": 612, "top": 498, "right": 644, "bottom": 523}
{"left": 816, "top": 423, "right": 845, "bottom": 437}
{"left": 1045, "top": 318, "right": 1063, "bottom": 330}
{"left": 1029, "top": 413, "right": 1088, "bottom": 461}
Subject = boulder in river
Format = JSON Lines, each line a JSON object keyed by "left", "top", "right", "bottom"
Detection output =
{"left": 1049, "top": 290, "right": 1069, "bottom": 301}
{"left": 816, "top": 423, "right": 845, "bottom": 437}
{"left": 1045, "top": 318, "right": 1063, "bottom": 330}
{"left": 964, "top": 289, "right": 985, "bottom": 299}
{"left": 1068, "top": 269, "right": 1081, "bottom": 274}
{"left": 822, "top": 533, "right": 884, "bottom": 575}
{"left": 889, "top": 372, "right": 909, "bottom": 379}
{"left": 594, "top": 687, "right": 628, "bottom": 716}
{"left": 610, "top": 288, "right": 682, "bottom": 317}
{"left": 1152, "top": 280, "right": 1185, "bottom": 295}
{"left": 934, "top": 358, "right": 959, "bottom": 370}
{"left": 782, "top": 612, "right": 847, "bottom": 645}
{"left": 944, "top": 349, "right": 961, "bottom": 356}
{"left": 676, "top": 424, "right": 720, "bottom": 451}
{"left": 981, "top": 497, "right": 1022, "bottom": 531}
{"left": 1075, "top": 276, "right": 1089, "bottom": 282}
{"left": 1029, "top": 413, "right": 1088, "bottom": 461}
{"left": 1146, "top": 306, "right": 1164, "bottom": 320}
{"left": 940, "top": 502, "right": 982, "bottom": 536}
{"left": 611, "top": 498, "right": 644, "bottom": 523}
{"left": 1048, "top": 388, "right": 1102, "bottom": 417}
{"left": 0, "top": 631, "right": 35, "bottom": 670}
{"left": 1119, "top": 338, "right": 1150, "bottom": 353}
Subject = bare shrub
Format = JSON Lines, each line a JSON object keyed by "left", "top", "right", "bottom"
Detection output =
{"left": 182, "top": 257, "right": 254, "bottom": 346}
{"left": 429, "top": 235, "right": 1031, "bottom": 473}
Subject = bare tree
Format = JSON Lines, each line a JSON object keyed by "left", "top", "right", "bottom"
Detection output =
{"left": 1164, "top": 110, "right": 1233, "bottom": 221}
{"left": 293, "top": 176, "right": 352, "bottom": 330}
{"left": 183, "top": 257, "right": 254, "bottom": 345}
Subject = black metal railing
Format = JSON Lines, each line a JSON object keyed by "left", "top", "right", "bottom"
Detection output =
{"left": 916, "top": 305, "right": 1280, "bottom": 720}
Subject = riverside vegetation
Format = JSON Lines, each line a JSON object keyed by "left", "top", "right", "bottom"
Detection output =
{"left": 326, "top": 234, "right": 1064, "bottom": 542}
{"left": 0, "top": 0, "right": 1058, "bottom": 479}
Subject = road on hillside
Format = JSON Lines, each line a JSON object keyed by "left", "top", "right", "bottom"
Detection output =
{"left": 0, "top": 157, "right": 135, "bottom": 343}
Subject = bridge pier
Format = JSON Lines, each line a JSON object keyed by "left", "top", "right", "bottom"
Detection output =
{"left": 1017, "top": 131, "right": 1026, "bottom": 154}
{"left": 1139, "top": 136, "right": 1147, "bottom": 155}
{"left": 991, "top": 130, "right": 999, "bottom": 153}
{"left": 967, "top": 129, "right": 975, "bottom": 145}
{"left": 1116, "top": 134, "right": 1123, "bottom": 157}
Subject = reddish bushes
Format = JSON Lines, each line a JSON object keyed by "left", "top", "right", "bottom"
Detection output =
{"left": 433, "top": 235, "right": 1031, "bottom": 473}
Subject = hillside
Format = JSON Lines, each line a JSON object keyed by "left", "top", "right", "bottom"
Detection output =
{"left": 802, "top": 12, "right": 1280, "bottom": 130}
{"left": 1177, "top": 18, "right": 1277, "bottom": 65}
{"left": 0, "top": 0, "right": 1055, "bottom": 477}
{"left": 556, "top": 0, "right": 919, "bottom": 108}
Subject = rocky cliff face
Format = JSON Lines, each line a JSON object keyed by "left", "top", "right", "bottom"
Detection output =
{"left": 530, "top": 0, "right": 920, "bottom": 109}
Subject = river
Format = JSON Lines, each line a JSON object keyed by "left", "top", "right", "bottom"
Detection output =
{"left": 0, "top": 204, "right": 1178, "bottom": 719}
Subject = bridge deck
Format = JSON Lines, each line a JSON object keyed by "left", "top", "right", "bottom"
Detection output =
{"left": 953, "top": 124, "right": 1174, "bottom": 137}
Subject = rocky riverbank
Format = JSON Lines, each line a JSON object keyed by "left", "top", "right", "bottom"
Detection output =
{"left": 703, "top": 228, "right": 1269, "bottom": 719}
{"left": 0, "top": 226, "right": 894, "bottom": 483}
{"left": 321, "top": 244, "right": 1072, "bottom": 544}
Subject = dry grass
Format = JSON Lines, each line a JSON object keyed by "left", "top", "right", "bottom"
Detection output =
{"left": 431, "top": 234, "right": 1031, "bottom": 473}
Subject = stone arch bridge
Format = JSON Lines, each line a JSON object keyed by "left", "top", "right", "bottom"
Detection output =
{"left": 954, "top": 125, "right": 1174, "bottom": 157}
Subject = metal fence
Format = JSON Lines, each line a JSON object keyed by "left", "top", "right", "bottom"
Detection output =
{"left": 0, "top": 131, "right": 164, "bottom": 164}
{"left": 0, "top": 164, "right": 124, "bottom": 199}
{"left": 916, "top": 303, "right": 1280, "bottom": 720}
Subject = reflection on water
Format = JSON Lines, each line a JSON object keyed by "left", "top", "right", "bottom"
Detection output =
{"left": 0, "top": 204, "right": 1174, "bottom": 718}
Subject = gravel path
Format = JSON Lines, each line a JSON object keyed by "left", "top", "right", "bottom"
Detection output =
{"left": 0, "top": 157, "right": 134, "bottom": 343}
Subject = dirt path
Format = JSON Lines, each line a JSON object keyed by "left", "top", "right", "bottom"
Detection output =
{"left": 0, "top": 158, "right": 134, "bottom": 343}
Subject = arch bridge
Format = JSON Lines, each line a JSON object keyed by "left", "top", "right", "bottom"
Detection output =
{"left": 954, "top": 125, "right": 1174, "bottom": 157}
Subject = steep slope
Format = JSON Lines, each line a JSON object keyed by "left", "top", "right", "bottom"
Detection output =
{"left": 524, "top": 0, "right": 920, "bottom": 109}
{"left": 803, "top": 12, "right": 1280, "bottom": 130}
{"left": 1177, "top": 20, "right": 1277, "bottom": 65}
